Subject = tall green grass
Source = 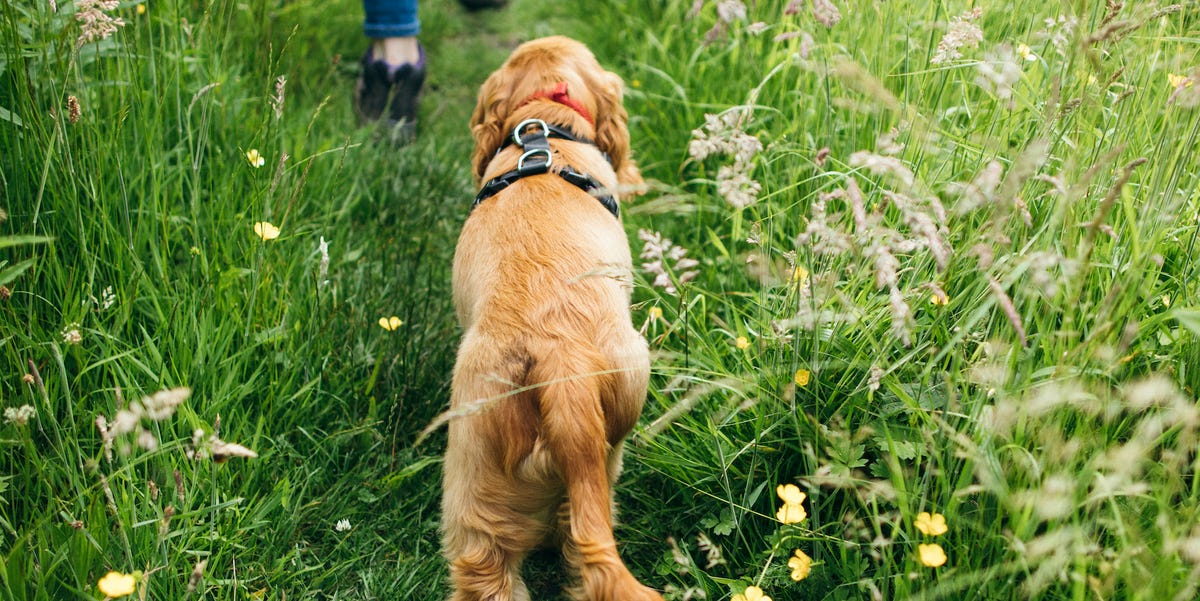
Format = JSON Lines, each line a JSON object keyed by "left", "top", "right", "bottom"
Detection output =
{"left": 589, "top": 1, "right": 1200, "bottom": 600}
{"left": 2, "top": 0, "right": 1198, "bottom": 600}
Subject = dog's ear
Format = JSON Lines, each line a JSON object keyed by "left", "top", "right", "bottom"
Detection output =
{"left": 470, "top": 69, "right": 512, "bottom": 183}
{"left": 593, "top": 72, "right": 644, "bottom": 197}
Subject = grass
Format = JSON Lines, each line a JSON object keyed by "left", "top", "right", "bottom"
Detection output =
{"left": 2, "top": 0, "right": 1199, "bottom": 600}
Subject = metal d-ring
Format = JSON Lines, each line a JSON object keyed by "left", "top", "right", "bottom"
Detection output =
{"left": 512, "top": 118, "right": 549, "bottom": 147}
{"left": 517, "top": 147, "right": 552, "bottom": 172}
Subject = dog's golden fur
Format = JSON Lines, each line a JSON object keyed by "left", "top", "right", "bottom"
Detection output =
{"left": 442, "top": 36, "right": 660, "bottom": 601}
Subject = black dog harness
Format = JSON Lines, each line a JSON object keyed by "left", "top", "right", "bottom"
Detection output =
{"left": 472, "top": 119, "right": 620, "bottom": 218}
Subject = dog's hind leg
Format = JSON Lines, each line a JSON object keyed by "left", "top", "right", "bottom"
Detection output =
{"left": 531, "top": 351, "right": 663, "bottom": 601}
{"left": 442, "top": 348, "right": 545, "bottom": 601}
{"left": 443, "top": 420, "right": 543, "bottom": 601}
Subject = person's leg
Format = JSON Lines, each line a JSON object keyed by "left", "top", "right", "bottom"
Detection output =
{"left": 355, "top": 0, "right": 425, "bottom": 141}
{"left": 362, "top": 0, "right": 420, "bottom": 64}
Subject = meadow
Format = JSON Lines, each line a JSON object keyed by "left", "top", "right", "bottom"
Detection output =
{"left": 2, "top": 0, "right": 1199, "bottom": 599}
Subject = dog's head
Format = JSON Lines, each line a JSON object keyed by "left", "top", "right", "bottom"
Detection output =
{"left": 470, "top": 36, "right": 642, "bottom": 193}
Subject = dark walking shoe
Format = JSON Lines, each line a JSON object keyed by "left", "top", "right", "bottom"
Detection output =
{"left": 354, "top": 45, "right": 426, "bottom": 143}
{"left": 458, "top": 0, "right": 507, "bottom": 10}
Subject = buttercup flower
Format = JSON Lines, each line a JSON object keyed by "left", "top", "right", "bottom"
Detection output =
{"left": 732, "top": 585, "right": 772, "bottom": 601}
{"left": 736, "top": 336, "right": 750, "bottom": 350}
{"left": 776, "top": 483, "right": 808, "bottom": 524}
{"left": 915, "top": 511, "right": 948, "bottom": 536}
{"left": 788, "top": 549, "right": 813, "bottom": 581}
{"left": 253, "top": 221, "right": 280, "bottom": 241}
{"left": 794, "top": 369, "right": 811, "bottom": 387}
{"left": 1017, "top": 43, "right": 1036, "bottom": 62}
{"left": 648, "top": 306, "right": 663, "bottom": 321}
{"left": 378, "top": 316, "right": 403, "bottom": 331}
{"left": 930, "top": 291, "right": 949, "bottom": 306}
{"left": 791, "top": 265, "right": 809, "bottom": 282}
{"left": 136, "top": 3, "right": 146, "bottom": 15}
{"left": 97, "top": 571, "right": 137, "bottom": 598}
{"left": 918, "top": 543, "right": 947, "bottom": 567}
{"left": 1169, "top": 73, "right": 1194, "bottom": 89}
{"left": 245, "top": 148, "right": 266, "bottom": 167}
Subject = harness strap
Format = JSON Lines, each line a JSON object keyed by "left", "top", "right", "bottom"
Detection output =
{"left": 492, "top": 122, "right": 612, "bottom": 167}
{"left": 473, "top": 119, "right": 619, "bottom": 218}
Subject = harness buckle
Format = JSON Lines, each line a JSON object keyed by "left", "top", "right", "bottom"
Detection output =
{"left": 517, "top": 147, "right": 552, "bottom": 173}
{"left": 512, "top": 119, "right": 549, "bottom": 147}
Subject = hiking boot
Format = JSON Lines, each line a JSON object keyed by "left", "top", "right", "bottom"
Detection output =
{"left": 354, "top": 45, "right": 426, "bottom": 143}
{"left": 459, "top": 0, "right": 507, "bottom": 11}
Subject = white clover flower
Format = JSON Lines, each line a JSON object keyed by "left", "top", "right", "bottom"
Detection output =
{"left": 335, "top": 519, "right": 352, "bottom": 532}
{"left": 3, "top": 405, "right": 37, "bottom": 426}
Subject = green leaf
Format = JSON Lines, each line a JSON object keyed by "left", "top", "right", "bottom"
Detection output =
{"left": 0, "top": 235, "right": 52, "bottom": 250}
{"left": 1172, "top": 308, "right": 1200, "bottom": 336}
{"left": 0, "top": 258, "right": 35, "bottom": 288}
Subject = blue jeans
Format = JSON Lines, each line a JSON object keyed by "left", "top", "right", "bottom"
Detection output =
{"left": 363, "top": 0, "right": 419, "bottom": 38}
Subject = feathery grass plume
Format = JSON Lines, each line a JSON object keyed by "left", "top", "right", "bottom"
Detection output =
{"left": 931, "top": 7, "right": 983, "bottom": 64}
{"left": 186, "top": 559, "right": 206, "bottom": 594}
{"left": 809, "top": 0, "right": 841, "bottom": 28}
{"left": 1039, "top": 14, "right": 1079, "bottom": 57}
{"left": 987, "top": 277, "right": 1027, "bottom": 346}
{"left": 271, "top": 75, "right": 287, "bottom": 120}
{"left": 975, "top": 45, "right": 1024, "bottom": 106}
{"left": 689, "top": 109, "right": 764, "bottom": 208}
{"left": 103, "top": 388, "right": 190, "bottom": 456}
{"left": 66, "top": 95, "right": 81, "bottom": 124}
{"left": 74, "top": 0, "right": 126, "bottom": 46}
{"left": 316, "top": 236, "right": 330, "bottom": 287}
{"left": 831, "top": 57, "right": 901, "bottom": 111}
{"left": 639, "top": 229, "right": 700, "bottom": 295}
{"left": 949, "top": 160, "right": 1004, "bottom": 214}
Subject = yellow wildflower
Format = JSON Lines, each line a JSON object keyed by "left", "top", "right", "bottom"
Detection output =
{"left": 930, "top": 290, "right": 949, "bottom": 306}
{"left": 776, "top": 483, "right": 808, "bottom": 524}
{"left": 736, "top": 336, "right": 750, "bottom": 350}
{"left": 794, "top": 369, "right": 810, "bottom": 387}
{"left": 253, "top": 221, "right": 280, "bottom": 241}
{"left": 915, "top": 511, "right": 948, "bottom": 536}
{"left": 136, "top": 3, "right": 146, "bottom": 14}
{"left": 1162, "top": 295, "right": 1171, "bottom": 308}
{"left": 1017, "top": 43, "right": 1036, "bottom": 62}
{"left": 378, "top": 316, "right": 403, "bottom": 331}
{"left": 648, "top": 306, "right": 663, "bottom": 320}
{"left": 788, "top": 549, "right": 813, "bottom": 581}
{"left": 732, "top": 585, "right": 772, "bottom": 601}
{"left": 918, "top": 543, "right": 947, "bottom": 567}
{"left": 97, "top": 571, "right": 137, "bottom": 598}
{"left": 791, "top": 265, "right": 809, "bottom": 282}
{"left": 1168, "top": 73, "right": 1194, "bottom": 89}
{"left": 245, "top": 148, "right": 266, "bottom": 168}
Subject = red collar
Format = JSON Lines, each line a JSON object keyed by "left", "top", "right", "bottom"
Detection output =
{"left": 518, "top": 82, "right": 594, "bottom": 127}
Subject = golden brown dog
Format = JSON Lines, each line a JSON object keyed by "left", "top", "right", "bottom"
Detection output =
{"left": 442, "top": 36, "right": 660, "bottom": 601}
